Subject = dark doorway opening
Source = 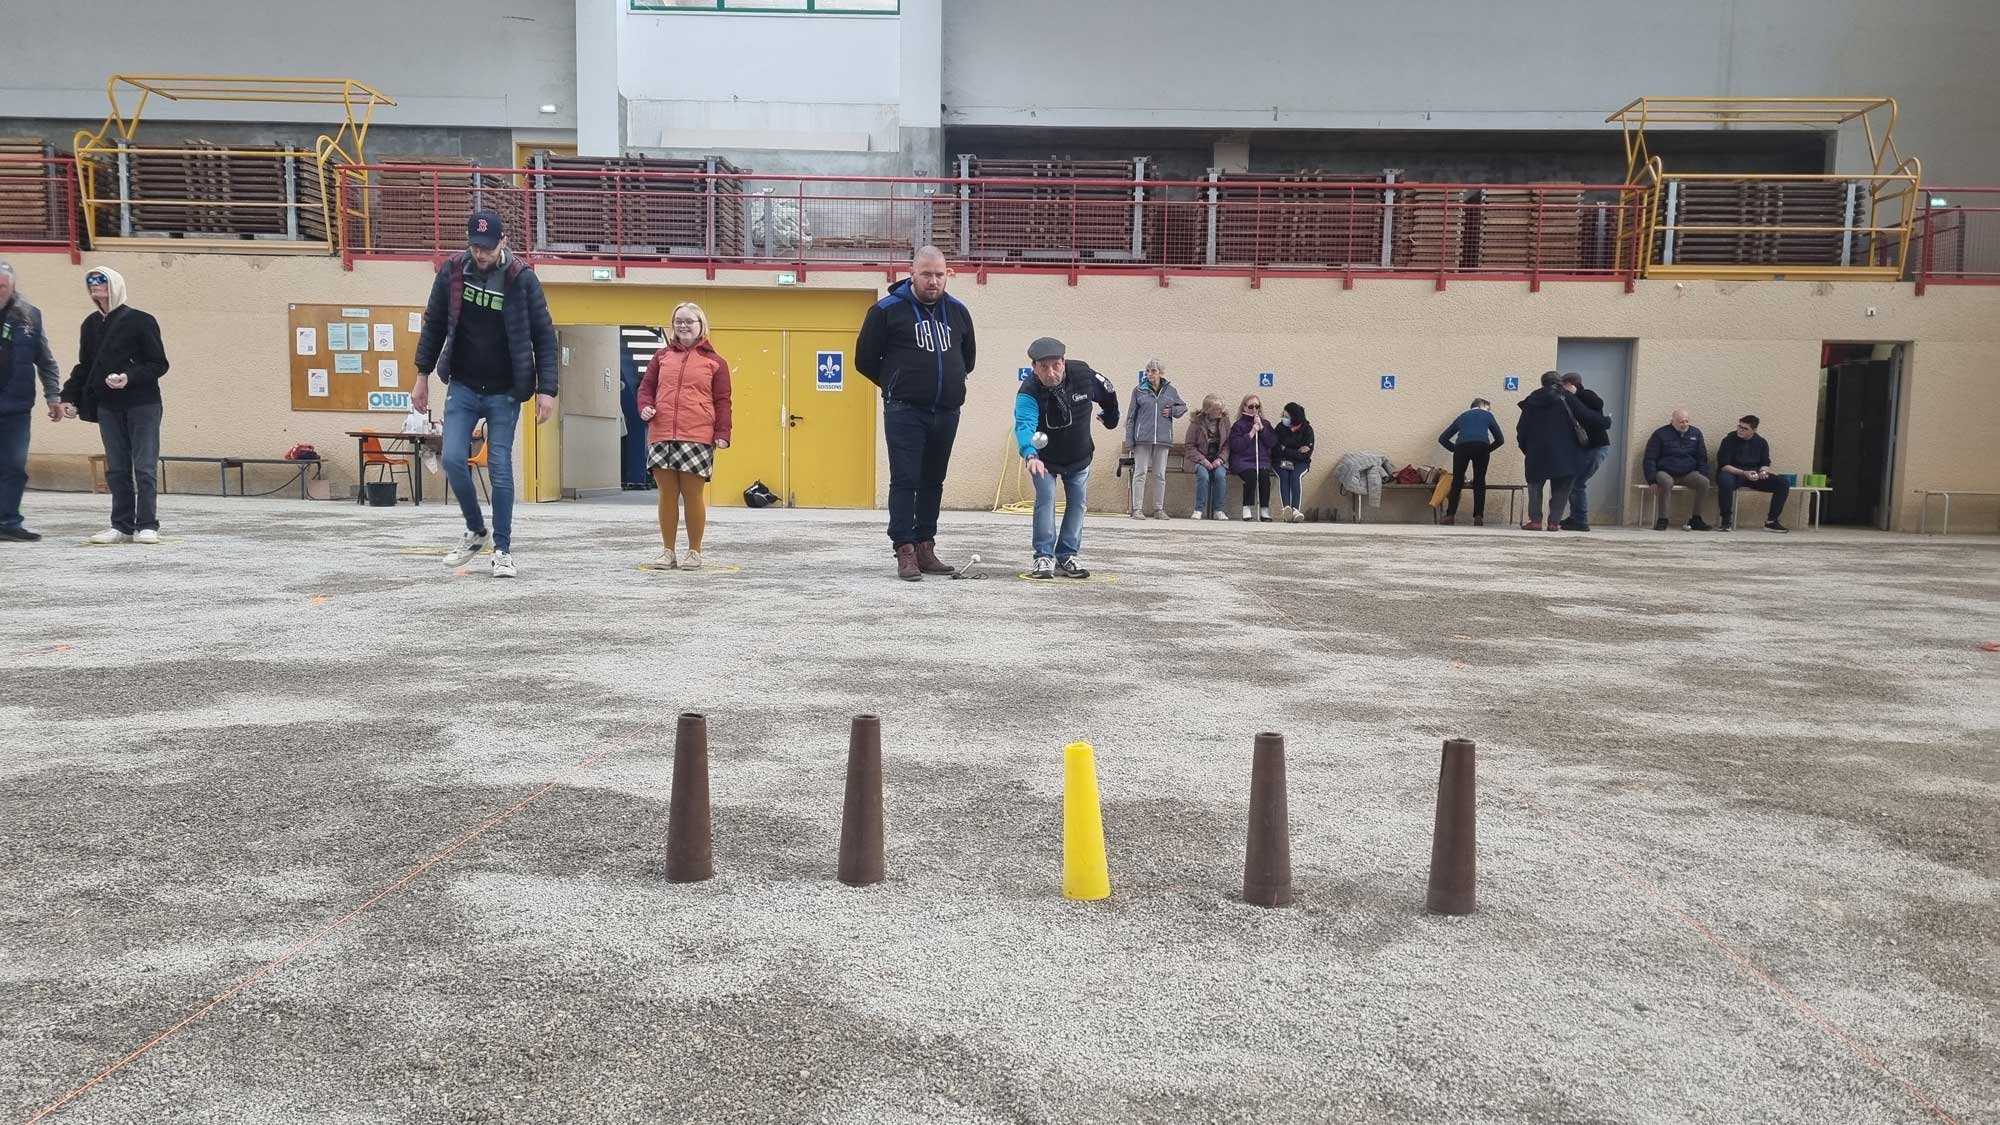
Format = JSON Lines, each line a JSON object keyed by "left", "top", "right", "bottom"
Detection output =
{"left": 1814, "top": 342, "right": 1905, "bottom": 528}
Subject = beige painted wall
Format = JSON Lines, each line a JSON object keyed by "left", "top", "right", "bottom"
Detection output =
{"left": 10, "top": 251, "right": 1998, "bottom": 531}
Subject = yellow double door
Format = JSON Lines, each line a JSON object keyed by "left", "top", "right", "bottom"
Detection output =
{"left": 691, "top": 328, "right": 875, "bottom": 508}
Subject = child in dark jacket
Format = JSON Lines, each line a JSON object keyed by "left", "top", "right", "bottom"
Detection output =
{"left": 1273, "top": 401, "right": 1315, "bottom": 522}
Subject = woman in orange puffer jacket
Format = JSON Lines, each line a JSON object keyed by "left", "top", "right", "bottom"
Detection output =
{"left": 638, "top": 301, "right": 733, "bottom": 569}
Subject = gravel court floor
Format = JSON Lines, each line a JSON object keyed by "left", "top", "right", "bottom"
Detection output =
{"left": 1, "top": 490, "right": 1995, "bottom": 1125}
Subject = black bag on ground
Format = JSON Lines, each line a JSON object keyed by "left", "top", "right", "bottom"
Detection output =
{"left": 743, "top": 480, "right": 779, "bottom": 508}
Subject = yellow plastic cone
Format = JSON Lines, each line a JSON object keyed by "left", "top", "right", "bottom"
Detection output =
{"left": 1063, "top": 742, "right": 1111, "bottom": 901}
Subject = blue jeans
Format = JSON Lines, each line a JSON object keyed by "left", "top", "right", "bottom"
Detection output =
{"left": 1569, "top": 445, "right": 1611, "bottom": 523}
{"left": 1275, "top": 464, "right": 1306, "bottom": 509}
{"left": 883, "top": 401, "right": 960, "bottom": 547}
{"left": 443, "top": 382, "right": 519, "bottom": 551}
{"left": 1031, "top": 464, "right": 1090, "bottom": 560}
{"left": 1193, "top": 463, "right": 1228, "bottom": 515}
{"left": 0, "top": 410, "right": 29, "bottom": 529}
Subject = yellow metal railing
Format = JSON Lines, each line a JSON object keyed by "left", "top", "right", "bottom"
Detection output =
{"left": 1606, "top": 97, "right": 1921, "bottom": 280}
{"left": 72, "top": 75, "right": 393, "bottom": 248}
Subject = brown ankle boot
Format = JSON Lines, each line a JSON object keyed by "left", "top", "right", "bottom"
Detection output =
{"left": 913, "top": 540, "right": 954, "bottom": 575}
{"left": 895, "top": 543, "right": 922, "bottom": 581}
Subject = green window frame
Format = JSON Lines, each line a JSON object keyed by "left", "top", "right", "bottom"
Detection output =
{"left": 629, "top": 0, "right": 899, "bottom": 13}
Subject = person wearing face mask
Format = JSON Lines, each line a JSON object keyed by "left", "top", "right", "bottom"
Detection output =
{"left": 0, "top": 262, "right": 64, "bottom": 542}
{"left": 1228, "top": 394, "right": 1278, "bottom": 522}
{"left": 637, "top": 302, "right": 733, "bottom": 569}
{"left": 411, "top": 210, "right": 559, "bottom": 579}
{"left": 1016, "top": 337, "right": 1119, "bottom": 579}
{"left": 1125, "top": 359, "right": 1187, "bottom": 519}
{"left": 1272, "top": 402, "right": 1315, "bottom": 523}
{"left": 59, "top": 266, "right": 169, "bottom": 545}
{"left": 1182, "top": 394, "right": 1231, "bottom": 520}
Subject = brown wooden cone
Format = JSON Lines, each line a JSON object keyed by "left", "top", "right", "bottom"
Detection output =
{"left": 837, "top": 714, "right": 886, "bottom": 886}
{"left": 1242, "top": 731, "right": 1294, "bottom": 907}
{"left": 666, "top": 712, "right": 714, "bottom": 883}
{"left": 1425, "top": 738, "right": 1477, "bottom": 914}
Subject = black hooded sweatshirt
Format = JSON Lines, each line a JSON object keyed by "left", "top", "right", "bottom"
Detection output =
{"left": 1275, "top": 402, "right": 1315, "bottom": 469}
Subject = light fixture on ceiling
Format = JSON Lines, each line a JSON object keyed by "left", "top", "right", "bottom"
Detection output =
{"left": 539, "top": 103, "right": 560, "bottom": 114}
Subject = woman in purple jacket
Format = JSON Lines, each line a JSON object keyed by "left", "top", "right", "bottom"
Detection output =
{"left": 1228, "top": 393, "right": 1279, "bottom": 522}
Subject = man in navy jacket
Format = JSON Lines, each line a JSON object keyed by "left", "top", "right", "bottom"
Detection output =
{"left": 1642, "top": 408, "right": 1712, "bottom": 531}
{"left": 855, "top": 246, "right": 977, "bottom": 581}
{"left": 1715, "top": 414, "right": 1791, "bottom": 532}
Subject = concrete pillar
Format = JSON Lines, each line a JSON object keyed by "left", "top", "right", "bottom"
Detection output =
{"left": 575, "top": 0, "right": 622, "bottom": 156}
{"left": 898, "top": 0, "right": 944, "bottom": 176}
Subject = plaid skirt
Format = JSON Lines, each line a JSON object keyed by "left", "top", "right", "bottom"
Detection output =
{"left": 647, "top": 440, "right": 715, "bottom": 480}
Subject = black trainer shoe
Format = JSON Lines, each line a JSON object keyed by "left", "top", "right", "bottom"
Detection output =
{"left": 1653, "top": 517, "right": 1669, "bottom": 531}
{"left": 1028, "top": 556, "right": 1055, "bottom": 579}
{"left": 0, "top": 526, "right": 41, "bottom": 542}
{"left": 1686, "top": 515, "right": 1712, "bottom": 531}
{"left": 1764, "top": 520, "right": 1790, "bottom": 533}
{"left": 1055, "top": 557, "right": 1091, "bottom": 579}
{"left": 1557, "top": 519, "right": 1590, "bottom": 532}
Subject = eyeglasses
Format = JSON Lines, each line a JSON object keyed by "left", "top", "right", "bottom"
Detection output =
{"left": 671, "top": 318, "right": 700, "bottom": 327}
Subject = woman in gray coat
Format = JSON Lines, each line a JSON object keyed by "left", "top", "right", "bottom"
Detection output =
{"left": 1125, "top": 359, "right": 1187, "bottom": 518}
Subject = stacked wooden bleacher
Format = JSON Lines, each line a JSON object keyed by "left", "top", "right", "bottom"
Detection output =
{"left": 535, "top": 154, "right": 745, "bottom": 258}
{"left": 1390, "top": 187, "right": 1469, "bottom": 270}
{"left": 1465, "top": 186, "right": 1585, "bottom": 272}
{"left": 929, "top": 157, "right": 1141, "bottom": 263}
{"left": 1212, "top": 172, "right": 1386, "bottom": 267}
{"left": 1655, "top": 179, "right": 1849, "bottom": 268}
{"left": 0, "top": 138, "right": 66, "bottom": 246}
{"left": 355, "top": 157, "right": 522, "bottom": 254}
{"left": 93, "top": 142, "right": 330, "bottom": 242}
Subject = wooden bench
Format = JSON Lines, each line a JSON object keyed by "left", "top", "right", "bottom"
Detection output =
{"left": 1914, "top": 489, "right": 2000, "bottom": 535}
{"left": 159, "top": 456, "right": 322, "bottom": 499}
{"left": 1346, "top": 482, "right": 1525, "bottom": 524}
{"left": 1635, "top": 482, "right": 1828, "bottom": 530}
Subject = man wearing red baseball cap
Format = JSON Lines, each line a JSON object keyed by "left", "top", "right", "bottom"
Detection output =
{"left": 412, "top": 209, "right": 558, "bottom": 578}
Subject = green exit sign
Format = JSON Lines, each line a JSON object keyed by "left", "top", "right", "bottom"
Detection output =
{"left": 591, "top": 267, "right": 614, "bottom": 281}
{"left": 776, "top": 272, "right": 799, "bottom": 286}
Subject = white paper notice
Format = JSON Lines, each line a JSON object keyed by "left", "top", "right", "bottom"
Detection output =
{"left": 307, "top": 369, "right": 329, "bottom": 397}
{"left": 295, "top": 327, "right": 317, "bottom": 356}
{"left": 374, "top": 324, "right": 394, "bottom": 352}
{"left": 347, "top": 323, "right": 368, "bottom": 349}
{"left": 378, "top": 359, "right": 400, "bottom": 388}
{"left": 335, "top": 353, "right": 363, "bottom": 374}
{"left": 407, "top": 312, "right": 423, "bottom": 333}
{"left": 326, "top": 322, "right": 349, "bottom": 351}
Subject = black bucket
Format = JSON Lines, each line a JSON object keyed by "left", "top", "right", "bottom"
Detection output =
{"left": 364, "top": 481, "right": 399, "bottom": 508}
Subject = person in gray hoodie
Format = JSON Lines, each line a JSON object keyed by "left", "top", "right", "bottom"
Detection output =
{"left": 1125, "top": 359, "right": 1187, "bottom": 518}
{"left": 0, "top": 262, "right": 65, "bottom": 542}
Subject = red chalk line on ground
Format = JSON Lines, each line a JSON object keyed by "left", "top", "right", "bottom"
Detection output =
{"left": 1517, "top": 793, "right": 1965, "bottom": 1125}
{"left": 21, "top": 748, "right": 612, "bottom": 1124}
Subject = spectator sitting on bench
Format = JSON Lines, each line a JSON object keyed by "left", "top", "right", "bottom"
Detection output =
{"left": 1715, "top": 414, "right": 1791, "bottom": 534}
{"left": 1183, "top": 394, "right": 1230, "bottom": 520}
{"left": 1643, "top": 407, "right": 1712, "bottom": 531}
{"left": 1228, "top": 393, "right": 1278, "bottom": 522}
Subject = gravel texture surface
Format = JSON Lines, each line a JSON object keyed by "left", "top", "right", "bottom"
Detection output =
{"left": 2, "top": 491, "right": 1995, "bottom": 1125}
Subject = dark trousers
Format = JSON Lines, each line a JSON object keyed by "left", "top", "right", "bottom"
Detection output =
{"left": 1447, "top": 443, "right": 1495, "bottom": 517}
{"left": 1238, "top": 470, "right": 1272, "bottom": 508}
{"left": 1718, "top": 473, "right": 1791, "bottom": 524}
{"left": 884, "top": 401, "right": 960, "bottom": 546}
{"left": 0, "top": 409, "right": 29, "bottom": 529}
{"left": 99, "top": 402, "right": 162, "bottom": 533}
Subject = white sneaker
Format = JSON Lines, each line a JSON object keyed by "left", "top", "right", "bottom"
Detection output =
{"left": 133, "top": 529, "right": 160, "bottom": 544}
{"left": 1190, "top": 510, "right": 1205, "bottom": 520}
{"left": 1150, "top": 510, "right": 1172, "bottom": 520}
{"left": 87, "top": 528, "right": 132, "bottom": 544}
{"left": 1290, "top": 508, "right": 1305, "bottom": 523}
{"left": 1028, "top": 555, "right": 1055, "bottom": 579}
{"left": 1130, "top": 510, "right": 1145, "bottom": 519}
{"left": 490, "top": 550, "right": 517, "bottom": 578}
{"left": 644, "top": 550, "right": 677, "bottom": 570}
{"left": 443, "top": 529, "right": 492, "bottom": 568}
{"left": 682, "top": 548, "right": 703, "bottom": 570}
{"left": 1260, "top": 507, "right": 1274, "bottom": 522}
{"left": 1240, "top": 505, "right": 1252, "bottom": 520}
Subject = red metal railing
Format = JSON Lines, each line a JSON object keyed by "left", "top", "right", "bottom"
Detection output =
{"left": 332, "top": 164, "right": 1649, "bottom": 289}
{"left": 1910, "top": 187, "right": 2000, "bottom": 293}
{"left": 0, "top": 156, "right": 82, "bottom": 262}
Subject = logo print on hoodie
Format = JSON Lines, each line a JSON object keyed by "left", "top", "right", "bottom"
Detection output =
{"left": 462, "top": 281, "right": 505, "bottom": 312}
{"left": 913, "top": 318, "right": 951, "bottom": 353}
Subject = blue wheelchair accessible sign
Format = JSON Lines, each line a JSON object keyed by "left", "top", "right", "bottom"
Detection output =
{"left": 1380, "top": 374, "right": 1397, "bottom": 390}
{"left": 1504, "top": 376, "right": 1520, "bottom": 392}
{"left": 1258, "top": 372, "right": 1275, "bottom": 387}
{"left": 816, "top": 351, "right": 843, "bottom": 391}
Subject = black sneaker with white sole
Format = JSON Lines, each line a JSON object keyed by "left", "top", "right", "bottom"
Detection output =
{"left": 1764, "top": 520, "right": 1790, "bottom": 533}
{"left": 1028, "top": 556, "right": 1055, "bottom": 579}
{"left": 1055, "top": 557, "right": 1090, "bottom": 579}
{"left": 1685, "top": 515, "right": 1712, "bottom": 531}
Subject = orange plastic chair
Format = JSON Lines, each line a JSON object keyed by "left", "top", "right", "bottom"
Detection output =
{"left": 361, "top": 435, "right": 413, "bottom": 499}
{"left": 467, "top": 434, "right": 491, "bottom": 502}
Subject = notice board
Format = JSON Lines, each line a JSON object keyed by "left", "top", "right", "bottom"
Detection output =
{"left": 288, "top": 302, "right": 427, "bottom": 413}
